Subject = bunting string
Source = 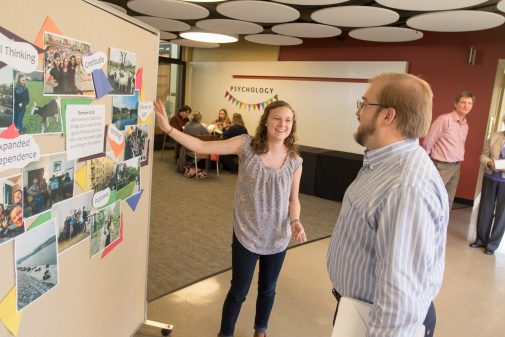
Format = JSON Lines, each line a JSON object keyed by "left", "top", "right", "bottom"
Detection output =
{"left": 224, "top": 91, "right": 278, "bottom": 111}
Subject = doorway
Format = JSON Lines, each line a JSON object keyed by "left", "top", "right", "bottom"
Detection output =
{"left": 468, "top": 59, "right": 505, "bottom": 243}
{"left": 155, "top": 56, "right": 186, "bottom": 150}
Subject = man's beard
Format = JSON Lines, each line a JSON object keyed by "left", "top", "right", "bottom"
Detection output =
{"left": 354, "top": 122, "right": 376, "bottom": 147}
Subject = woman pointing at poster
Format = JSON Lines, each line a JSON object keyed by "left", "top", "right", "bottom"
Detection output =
{"left": 155, "top": 99, "right": 307, "bottom": 337}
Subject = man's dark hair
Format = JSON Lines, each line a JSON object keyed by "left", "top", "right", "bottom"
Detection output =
{"left": 178, "top": 105, "right": 192, "bottom": 114}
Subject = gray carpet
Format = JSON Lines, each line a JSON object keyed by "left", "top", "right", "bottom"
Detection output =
{"left": 147, "top": 150, "right": 341, "bottom": 302}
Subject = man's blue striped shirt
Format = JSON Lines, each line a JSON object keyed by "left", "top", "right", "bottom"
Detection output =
{"left": 327, "top": 139, "right": 449, "bottom": 337}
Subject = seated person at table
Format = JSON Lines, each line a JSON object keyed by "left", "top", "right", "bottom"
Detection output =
{"left": 170, "top": 105, "right": 192, "bottom": 131}
{"left": 210, "top": 108, "right": 231, "bottom": 132}
{"left": 183, "top": 111, "right": 210, "bottom": 178}
{"left": 221, "top": 113, "right": 248, "bottom": 173}
{"left": 170, "top": 105, "right": 192, "bottom": 162}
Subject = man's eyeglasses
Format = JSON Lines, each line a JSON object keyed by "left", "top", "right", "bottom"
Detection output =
{"left": 356, "top": 100, "right": 388, "bottom": 111}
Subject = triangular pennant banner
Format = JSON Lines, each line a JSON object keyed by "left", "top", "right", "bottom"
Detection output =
{"left": 34, "top": 17, "right": 62, "bottom": 60}
{"left": 92, "top": 68, "right": 113, "bottom": 98}
{"left": 28, "top": 210, "right": 52, "bottom": 231}
{"left": 0, "top": 287, "right": 22, "bottom": 336}
{"left": 0, "top": 124, "right": 20, "bottom": 139}
{"left": 75, "top": 165, "right": 87, "bottom": 191}
{"left": 135, "top": 67, "right": 143, "bottom": 100}
{"left": 223, "top": 91, "right": 278, "bottom": 111}
{"left": 90, "top": 48, "right": 113, "bottom": 98}
{"left": 126, "top": 189, "right": 144, "bottom": 211}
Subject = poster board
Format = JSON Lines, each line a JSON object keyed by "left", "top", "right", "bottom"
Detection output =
{"left": 0, "top": 1, "right": 159, "bottom": 336}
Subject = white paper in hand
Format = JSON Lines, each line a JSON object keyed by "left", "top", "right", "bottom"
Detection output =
{"left": 494, "top": 159, "right": 505, "bottom": 170}
{"left": 331, "top": 297, "right": 425, "bottom": 337}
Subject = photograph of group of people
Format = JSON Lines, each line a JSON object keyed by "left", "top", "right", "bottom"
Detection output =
{"left": 43, "top": 32, "right": 95, "bottom": 97}
{"left": 23, "top": 153, "right": 75, "bottom": 219}
{"left": 52, "top": 191, "right": 93, "bottom": 254}
{"left": 0, "top": 174, "right": 24, "bottom": 245}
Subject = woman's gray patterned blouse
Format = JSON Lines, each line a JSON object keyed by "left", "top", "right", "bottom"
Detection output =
{"left": 233, "top": 135, "right": 303, "bottom": 255}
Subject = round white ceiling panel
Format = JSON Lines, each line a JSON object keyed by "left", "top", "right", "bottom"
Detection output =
{"left": 312, "top": 6, "right": 399, "bottom": 27}
{"left": 132, "top": 16, "right": 190, "bottom": 31}
{"left": 99, "top": 1, "right": 127, "bottom": 14}
{"left": 170, "top": 39, "right": 220, "bottom": 48}
{"left": 349, "top": 27, "right": 423, "bottom": 42}
{"left": 196, "top": 19, "right": 263, "bottom": 35}
{"left": 407, "top": 10, "right": 505, "bottom": 32}
{"left": 498, "top": 0, "right": 505, "bottom": 13}
{"left": 272, "top": 22, "right": 341, "bottom": 38}
{"left": 127, "top": 0, "right": 209, "bottom": 20}
{"left": 160, "top": 31, "right": 178, "bottom": 40}
{"left": 217, "top": 1, "right": 300, "bottom": 23}
{"left": 244, "top": 34, "right": 303, "bottom": 45}
{"left": 273, "top": 0, "right": 349, "bottom": 5}
{"left": 375, "top": 0, "right": 488, "bottom": 11}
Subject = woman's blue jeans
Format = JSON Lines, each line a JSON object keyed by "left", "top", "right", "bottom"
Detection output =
{"left": 219, "top": 233, "right": 286, "bottom": 337}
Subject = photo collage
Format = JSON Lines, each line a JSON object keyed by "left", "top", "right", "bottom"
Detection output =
{"left": 1, "top": 30, "right": 149, "bottom": 312}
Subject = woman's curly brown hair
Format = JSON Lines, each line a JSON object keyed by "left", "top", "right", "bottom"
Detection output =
{"left": 250, "top": 100, "right": 299, "bottom": 158}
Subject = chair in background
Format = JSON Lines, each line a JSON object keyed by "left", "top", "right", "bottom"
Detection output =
{"left": 196, "top": 134, "right": 221, "bottom": 178}
{"left": 160, "top": 133, "right": 177, "bottom": 161}
{"left": 180, "top": 134, "right": 221, "bottom": 179}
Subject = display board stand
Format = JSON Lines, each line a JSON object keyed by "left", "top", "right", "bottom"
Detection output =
{"left": 144, "top": 320, "right": 174, "bottom": 336}
{"left": 0, "top": 1, "right": 164, "bottom": 337}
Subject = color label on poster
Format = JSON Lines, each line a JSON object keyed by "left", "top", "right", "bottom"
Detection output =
{"left": 138, "top": 101, "right": 153, "bottom": 122}
{"left": 93, "top": 187, "right": 111, "bottom": 209}
{"left": 0, "top": 134, "right": 40, "bottom": 172}
{"left": 0, "top": 32, "right": 38, "bottom": 73}
{"left": 82, "top": 51, "right": 107, "bottom": 74}
{"left": 107, "top": 124, "right": 124, "bottom": 158}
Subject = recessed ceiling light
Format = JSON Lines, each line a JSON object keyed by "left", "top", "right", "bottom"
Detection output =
{"left": 180, "top": 27, "right": 238, "bottom": 43}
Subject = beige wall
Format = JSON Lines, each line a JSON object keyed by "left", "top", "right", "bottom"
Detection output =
{"left": 188, "top": 61, "right": 407, "bottom": 154}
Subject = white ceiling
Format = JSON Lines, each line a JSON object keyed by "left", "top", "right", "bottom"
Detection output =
{"left": 407, "top": 10, "right": 505, "bottom": 32}
{"left": 349, "top": 27, "right": 423, "bottom": 42}
{"left": 216, "top": 1, "right": 300, "bottom": 23}
{"left": 375, "top": 0, "right": 489, "bottom": 11}
{"left": 100, "top": 0, "right": 505, "bottom": 48}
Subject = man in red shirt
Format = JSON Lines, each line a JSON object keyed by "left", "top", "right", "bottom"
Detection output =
{"left": 169, "top": 105, "right": 192, "bottom": 131}
{"left": 169, "top": 105, "right": 192, "bottom": 164}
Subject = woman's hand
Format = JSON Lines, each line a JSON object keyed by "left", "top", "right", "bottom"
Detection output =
{"left": 154, "top": 99, "right": 172, "bottom": 134}
{"left": 291, "top": 221, "right": 307, "bottom": 243}
{"left": 488, "top": 159, "right": 496, "bottom": 171}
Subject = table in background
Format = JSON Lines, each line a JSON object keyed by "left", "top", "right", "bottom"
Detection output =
{"left": 299, "top": 146, "right": 363, "bottom": 202}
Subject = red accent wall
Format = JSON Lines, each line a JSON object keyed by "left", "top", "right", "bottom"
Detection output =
{"left": 280, "top": 25, "right": 505, "bottom": 200}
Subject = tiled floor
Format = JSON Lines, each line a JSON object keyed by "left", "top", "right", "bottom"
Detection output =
{"left": 135, "top": 207, "right": 505, "bottom": 337}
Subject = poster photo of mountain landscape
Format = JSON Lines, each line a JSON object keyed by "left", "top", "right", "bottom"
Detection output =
{"left": 15, "top": 220, "right": 59, "bottom": 311}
